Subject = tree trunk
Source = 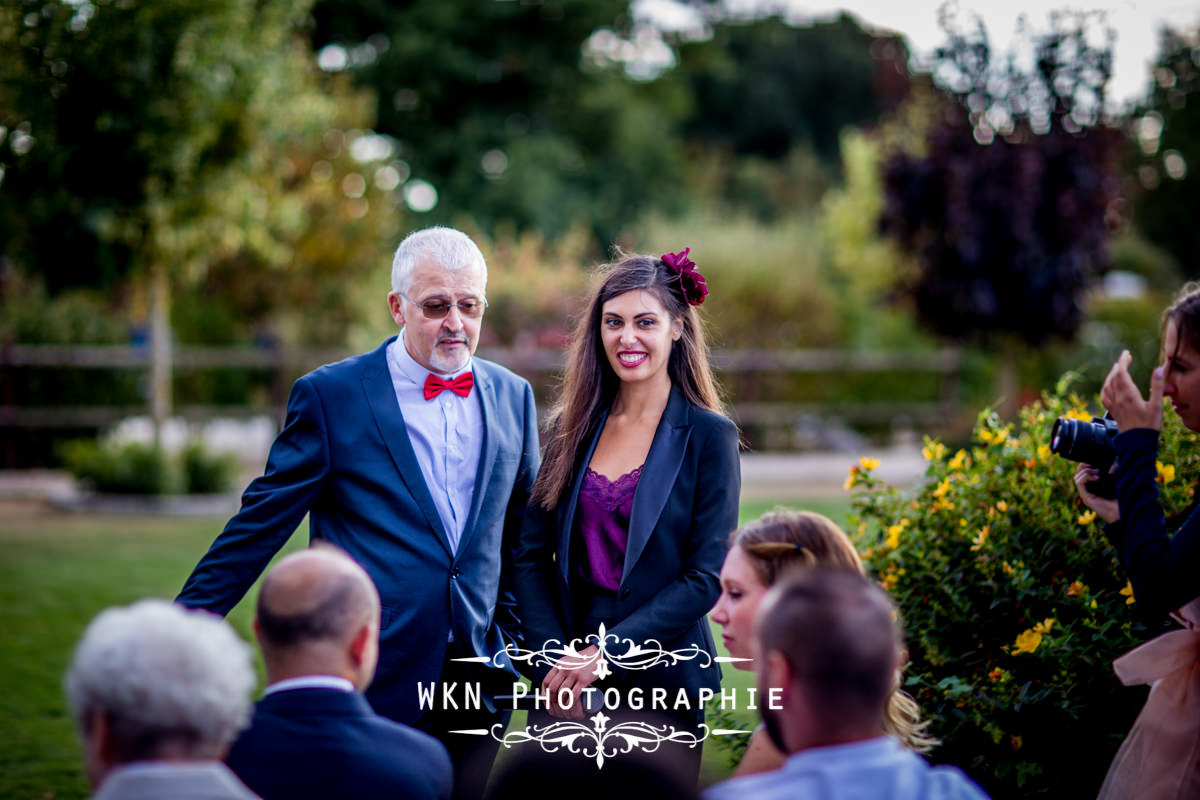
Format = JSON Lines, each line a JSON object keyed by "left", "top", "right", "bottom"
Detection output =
{"left": 149, "top": 261, "right": 171, "bottom": 450}
{"left": 996, "top": 341, "right": 1020, "bottom": 421}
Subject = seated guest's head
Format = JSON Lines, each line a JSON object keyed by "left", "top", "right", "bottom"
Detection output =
{"left": 64, "top": 599, "right": 255, "bottom": 789}
{"left": 755, "top": 569, "right": 902, "bottom": 755}
{"left": 254, "top": 545, "right": 381, "bottom": 690}
{"left": 711, "top": 509, "right": 861, "bottom": 667}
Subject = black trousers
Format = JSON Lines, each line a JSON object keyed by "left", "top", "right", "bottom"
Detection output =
{"left": 414, "top": 651, "right": 514, "bottom": 800}
{"left": 520, "top": 588, "right": 708, "bottom": 782}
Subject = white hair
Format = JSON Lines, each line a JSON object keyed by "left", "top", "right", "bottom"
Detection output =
{"left": 64, "top": 599, "right": 256, "bottom": 761}
{"left": 390, "top": 226, "right": 488, "bottom": 295}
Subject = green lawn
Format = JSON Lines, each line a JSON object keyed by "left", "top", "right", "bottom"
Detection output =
{"left": 0, "top": 495, "right": 849, "bottom": 799}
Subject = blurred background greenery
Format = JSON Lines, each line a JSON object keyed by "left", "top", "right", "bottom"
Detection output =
{"left": 2, "top": 0, "right": 1196, "bottom": 470}
{"left": 3, "top": 3, "right": 1200, "bottom": 798}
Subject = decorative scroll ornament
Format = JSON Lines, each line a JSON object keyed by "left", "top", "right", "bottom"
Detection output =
{"left": 491, "top": 622, "right": 713, "bottom": 676}
{"left": 491, "top": 713, "right": 715, "bottom": 768}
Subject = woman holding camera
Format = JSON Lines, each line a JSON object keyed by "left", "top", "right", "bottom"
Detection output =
{"left": 1074, "top": 285, "right": 1200, "bottom": 800}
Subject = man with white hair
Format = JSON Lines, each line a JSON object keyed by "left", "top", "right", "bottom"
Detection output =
{"left": 64, "top": 599, "right": 259, "bottom": 800}
{"left": 177, "top": 227, "right": 540, "bottom": 796}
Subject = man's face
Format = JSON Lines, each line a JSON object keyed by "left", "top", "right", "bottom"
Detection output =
{"left": 388, "top": 256, "right": 486, "bottom": 374}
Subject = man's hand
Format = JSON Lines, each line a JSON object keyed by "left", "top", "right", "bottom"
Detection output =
{"left": 1100, "top": 350, "right": 1165, "bottom": 433}
{"left": 542, "top": 645, "right": 601, "bottom": 720}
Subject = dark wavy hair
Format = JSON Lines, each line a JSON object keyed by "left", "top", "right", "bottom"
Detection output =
{"left": 1164, "top": 282, "right": 1200, "bottom": 359}
{"left": 530, "top": 252, "right": 726, "bottom": 510}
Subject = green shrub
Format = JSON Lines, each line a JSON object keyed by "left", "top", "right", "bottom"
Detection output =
{"left": 846, "top": 375, "right": 1200, "bottom": 798}
{"left": 180, "top": 442, "right": 235, "bottom": 494}
{"left": 60, "top": 439, "right": 179, "bottom": 495}
{"left": 61, "top": 439, "right": 235, "bottom": 495}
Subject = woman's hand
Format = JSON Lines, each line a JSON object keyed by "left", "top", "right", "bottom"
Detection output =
{"left": 1100, "top": 350, "right": 1165, "bottom": 433}
{"left": 542, "top": 644, "right": 601, "bottom": 720}
{"left": 1073, "top": 463, "right": 1120, "bottom": 524}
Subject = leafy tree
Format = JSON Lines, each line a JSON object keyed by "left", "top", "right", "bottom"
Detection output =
{"left": 878, "top": 12, "right": 1123, "bottom": 413}
{"left": 1128, "top": 27, "right": 1200, "bottom": 276}
{"left": 308, "top": 0, "right": 684, "bottom": 245}
{"left": 673, "top": 13, "right": 892, "bottom": 163}
{"left": 0, "top": 0, "right": 399, "bottom": 444}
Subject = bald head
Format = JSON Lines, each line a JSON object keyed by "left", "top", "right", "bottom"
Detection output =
{"left": 255, "top": 547, "right": 381, "bottom": 687}
{"left": 757, "top": 570, "right": 900, "bottom": 741}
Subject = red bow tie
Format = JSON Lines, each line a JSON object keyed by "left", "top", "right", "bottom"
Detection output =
{"left": 423, "top": 372, "right": 474, "bottom": 401}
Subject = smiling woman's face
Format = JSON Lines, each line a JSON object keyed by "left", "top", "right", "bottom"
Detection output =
{"left": 599, "top": 289, "right": 680, "bottom": 387}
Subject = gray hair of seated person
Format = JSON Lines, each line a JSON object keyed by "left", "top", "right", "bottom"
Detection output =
{"left": 64, "top": 598, "right": 255, "bottom": 762}
{"left": 391, "top": 226, "right": 488, "bottom": 295}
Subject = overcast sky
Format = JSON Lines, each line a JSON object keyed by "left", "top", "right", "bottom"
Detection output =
{"left": 637, "top": 0, "right": 1200, "bottom": 109}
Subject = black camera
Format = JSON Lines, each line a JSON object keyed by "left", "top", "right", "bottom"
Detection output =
{"left": 1049, "top": 414, "right": 1119, "bottom": 499}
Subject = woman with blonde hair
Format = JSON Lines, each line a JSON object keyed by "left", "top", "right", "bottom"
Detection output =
{"left": 710, "top": 508, "right": 938, "bottom": 776}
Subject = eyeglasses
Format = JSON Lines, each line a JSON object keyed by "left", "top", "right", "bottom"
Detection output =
{"left": 398, "top": 293, "right": 488, "bottom": 319}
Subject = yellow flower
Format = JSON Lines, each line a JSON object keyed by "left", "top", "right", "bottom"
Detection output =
{"left": 1012, "top": 619, "right": 1053, "bottom": 655}
{"left": 1068, "top": 581, "right": 1086, "bottom": 597}
{"left": 988, "top": 667, "right": 1005, "bottom": 682}
{"left": 1002, "top": 561, "right": 1015, "bottom": 576}
{"left": 996, "top": 501, "right": 1008, "bottom": 512}
{"left": 1120, "top": 582, "right": 1136, "bottom": 605}
{"left": 1090, "top": 599, "right": 1098, "bottom": 609}
{"left": 860, "top": 456, "right": 880, "bottom": 471}
{"left": 1157, "top": 461, "right": 1176, "bottom": 485}
{"left": 970, "top": 525, "right": 989, "bottom": 551}
{"left": 844, "top": 464, "right": 860, "bottom": 490}
{"left": 921, "top": 439, "right": 947, "bottom": 462}
{"left": 1078, "top": 510, "right": 1096, "bottom": 526}
{"left": 1065, "top": 408, "right": 1092, "bottom": 421}
{"left": 933, "top": 478, "right": 951, "bottom": 498}
{"left": 1036, "top": 443, "right": 1051, "bottom": 461}
{"left": 885, "top": 523, "right": 905, "bottom": 550}
{"left": 1012, "top": 629, "right": 1043, "bottom": 655}
{"left": 948, "top": 449, "right": 968, "bottom": 471}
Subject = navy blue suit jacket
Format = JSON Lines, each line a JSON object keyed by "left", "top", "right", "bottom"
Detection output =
{"left": 513, "top": 387, "right": 740, "bottom": 695}
{"left": 226, "top": 688, "right": 452, "bottom": 800}
{"left": 177, "top": 337, "right": 540, "bottom": 723}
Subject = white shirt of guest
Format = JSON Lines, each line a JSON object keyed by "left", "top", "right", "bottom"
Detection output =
{"left": 702, "top": 736, "right": 991, "bottom": 800}
{"left": 386, "top": 331, "right": 483, "bottom": 555}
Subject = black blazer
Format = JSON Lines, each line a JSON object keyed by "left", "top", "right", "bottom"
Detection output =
{"left": 226, "top": 687, "right": 452, "bottom": 800}
{"left": 513, "top": 387, "right": 741, "bottom": 694}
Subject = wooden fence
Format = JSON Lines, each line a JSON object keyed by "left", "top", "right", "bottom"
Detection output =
{"left": 1, "top": 342, "right": 962, "bottom": 433}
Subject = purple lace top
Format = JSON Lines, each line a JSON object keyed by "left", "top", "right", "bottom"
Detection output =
{"left": 572, "top": 465, "right": 643, "bottom": 591}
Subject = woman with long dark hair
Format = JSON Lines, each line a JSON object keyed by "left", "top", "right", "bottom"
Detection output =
{"left": 1076, "top": 283, "right": 1200, "bottom": 799}
{"left": 513, "top": 249, "right": 740, "bottom": 778}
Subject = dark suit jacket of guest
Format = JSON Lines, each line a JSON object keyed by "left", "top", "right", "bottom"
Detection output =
{"left": 176, "top": 336, "right": 540, "bottom": 723}
{"left": 513, "top": 387, "right": 741, "bottom": 695}
{"left": 226, "top": 688, "right": 452, "bottom": 800}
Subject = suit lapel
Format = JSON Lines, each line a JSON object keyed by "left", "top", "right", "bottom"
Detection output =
{"left": 456, "top": 362, "right": 500, "bottom": 557}
{"left": 621, "top": 388, "right": 691, "bottom": 586}
{"left": 361, "top": 341, "right": 452, "bottom": 557}
{"left": 558, "top": 407, "right": 609, "bottom": 583}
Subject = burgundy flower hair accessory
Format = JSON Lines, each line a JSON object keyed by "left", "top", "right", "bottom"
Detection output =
{"left": 661, "top": 247, "right": 708, "bottom": 306}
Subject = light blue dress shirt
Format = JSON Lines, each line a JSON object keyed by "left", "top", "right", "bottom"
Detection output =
{"left": 703, "top": 736, "right": 991, "bottom": 800}
{"left": 386, "top": 331, "right": 483, "bottom": 556}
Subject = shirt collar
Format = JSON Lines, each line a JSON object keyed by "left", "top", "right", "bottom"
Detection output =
{"left": 390, "top": 329, "right": 473, "bottom": 386}
{"left": 262, "top": 675, "right": 355, "bottom": 696}
{"left": 783, "top": 735, "right": 899, "bottom": 770}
